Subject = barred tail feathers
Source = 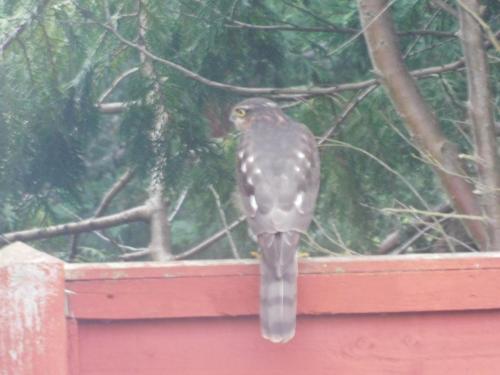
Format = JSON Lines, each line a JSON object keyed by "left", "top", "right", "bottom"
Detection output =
{"left": 258, "top": 231, "right": 300, "bottom": 343}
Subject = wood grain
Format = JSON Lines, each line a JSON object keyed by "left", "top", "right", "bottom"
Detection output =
{"left": 65, "top": 253, "right": 500, "bottom": 319}
{"left": 0, "top": 242, "right": 67, "bottom": 375}
{"left": 75, "top": 311, "right": 500, "bottom": 375}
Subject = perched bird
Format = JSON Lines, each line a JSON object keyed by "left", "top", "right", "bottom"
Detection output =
{"left": 229, "top": 98, "right": 320, "bottom": 343}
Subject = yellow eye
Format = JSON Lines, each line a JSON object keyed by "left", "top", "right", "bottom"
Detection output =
{"left": 234, "top": 108, "right": 246, "bottom": 117}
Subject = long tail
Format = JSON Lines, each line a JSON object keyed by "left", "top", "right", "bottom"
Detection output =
{"left": 258, "top": 231, "right": 300, "bottom": 343}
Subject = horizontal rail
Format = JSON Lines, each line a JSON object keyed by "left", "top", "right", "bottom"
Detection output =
{"left": 65, "top": 252, "right": 500, "bottom": 320}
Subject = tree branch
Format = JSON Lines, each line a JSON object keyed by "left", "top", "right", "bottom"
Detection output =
{"left": 318, "top": 84, "right": 379, "bottom": 145}
{"left": 430, "top": 0, "right": 459, "bottom": 18}
{"left": 69, "top": 168, "right": 136, "bottom": 260}
{"left": 96, "top": 101, "right": 137, "bottom": 113}
{"left": 457, "top": 0, "right": 500, "bottom": 52}
{"left": 377, "top": 203, "right": 453, "bottom": 254}
{"left": 0, "top": 206, "right": 150, "bottom": 245}
{"left": 120, "top": 215, "right": 247, "bottom": 261}
{"left": 168, "top": 188, "right": 189, "bottom": 222}
{"left": 93, "top": 14, "right": 467, "bottom": 98}
{"left": 97, "top": 168, "right": 136, "bottom": 216}
{"left": 173, "top": 216, "right": 246, "bottom": 260}
{"left": 98, "top": 66, "right": 139, "bottom": 104}
{"left": 209, "top": 185, "right": 240, "bottom": 259}
{"left": 357, "top": 0, "right": 488, "bottom": 249}
{"left": 226, "top": 20, "right": 456, "bottom": 38}
{"left": 458, "top": 0, "right": 500, "bottom": 251}
{"left": 0, "top": 0, "right": 50, "bottom": 55}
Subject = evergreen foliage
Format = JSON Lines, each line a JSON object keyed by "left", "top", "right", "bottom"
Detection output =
{"left": 0, "top": 0, "right": 498, "bottom": 260}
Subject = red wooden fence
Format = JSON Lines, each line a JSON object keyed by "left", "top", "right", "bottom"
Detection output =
{"left": 3, "top": 241, "right": 500, "bottom": 374}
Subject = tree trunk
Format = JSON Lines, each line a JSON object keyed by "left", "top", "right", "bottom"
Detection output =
{"left": 139, "top": 0, "right": 172, "bottom": 260}
{"left": 357, "top": 0, "right": 489, "bottom": 250}
{"left": 458, "top": 0, "right": 500, "bottom": 251}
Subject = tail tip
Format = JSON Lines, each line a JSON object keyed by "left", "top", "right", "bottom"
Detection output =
{"left": 262, "top": 329, "right": 296, "bottom": 344}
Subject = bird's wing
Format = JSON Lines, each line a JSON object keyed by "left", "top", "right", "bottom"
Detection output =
{"left": 236, "top": 120, "right": 320, "bottom": 235}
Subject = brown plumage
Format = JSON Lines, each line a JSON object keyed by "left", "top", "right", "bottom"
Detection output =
{"left": 229, "top": 98, "right": 320, "bottom": 343}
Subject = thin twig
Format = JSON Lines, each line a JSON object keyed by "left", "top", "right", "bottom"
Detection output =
{"left": 327, "top": 0, "right": 398, "bottom": 57}
{"left": 63, "top": 206, "right": 146, "bottom": 255}
{"left": 312, "top": 218, "right": 353, "bottom": 255}
{"left": 168, "top": 188, "right": 189, "bottom": 222}
{"left": 318, "top": 84, "right": 378, "bottom": 145}
{"left": 173, "top": 216, "right": 246, "bottom": 260}
{"left": 430, "top": 0, "right": 459, "bottom": 18}
{"left": 96, "top": 168, "right": 136, "bottom": 216}
{"left": 225, "top": 20, "right": 456, "bottom": 38}
{"left": 69, "top": 168, "right": 136, "bottom": 260}
{"left": 381, "top": 207, "right": 485, "bottom": 221}
{"left": 209, "top": 185, "right": 240, "bottom": 259}
{"left": 391, "top": 217, "right": 449, "bottom": 254}
{"left": 98, "top": 67, "right": 139, "bottom": 103}
{"left": 71, "top": 2, "right": 469, "bottom": 98}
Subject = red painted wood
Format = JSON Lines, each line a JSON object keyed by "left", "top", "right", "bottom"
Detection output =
{"left": 4, "top": 244, "right": 500, "bottom": 374}
{"left": 75, "top": 311, "right": 500, "bottom": 375}
{"left": 67, "top": 318, "right": 80, "bottom": 375}
{"left": 65, "top": 252, "right": 500, "bottom": 280}
{"left": 0, "top": 242, "right": 67, "bottom": 375}
{"left": 65, "top": 253, "right": 500, "bottom": 319}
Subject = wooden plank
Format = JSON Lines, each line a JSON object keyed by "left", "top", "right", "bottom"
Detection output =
{"left": 65, "top": 255, "right": 500, "bottom": 319}
{"left": 75, "top": 310, "right": 500, "bottom": 375}
{"left": 0, "top": 242, "right": 67, "bottom": 375}
{"left": 67, "top": 318, "right": 80, "bottom": 375}
{"left": 65, "top": 252, "right": 500, "bottom": 280}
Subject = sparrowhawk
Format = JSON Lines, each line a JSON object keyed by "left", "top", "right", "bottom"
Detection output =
{"left": 229, "top": 98, "right": 320, "bottom": 343}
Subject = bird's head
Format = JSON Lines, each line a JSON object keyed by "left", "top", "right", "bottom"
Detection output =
{"left": 229, "top": 98, "right": 280, "bottom": 130}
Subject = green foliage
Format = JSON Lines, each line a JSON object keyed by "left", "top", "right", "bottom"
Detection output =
{"left": 0, "top": 0, "right": 498, "bottom": 260}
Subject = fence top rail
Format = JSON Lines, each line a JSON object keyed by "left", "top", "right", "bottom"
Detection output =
{"left": 64, "top": 252, "right": 500, "bottom": 319}
{"left": 65, "top": 252, "right": 500, "bottom": 281}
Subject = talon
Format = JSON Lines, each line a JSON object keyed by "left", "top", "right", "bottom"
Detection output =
{"left": 250, "top": 250, "right": 261, "bottom": 259}
{"left": 298, "top": 251, "right": 310, "bottom": 258}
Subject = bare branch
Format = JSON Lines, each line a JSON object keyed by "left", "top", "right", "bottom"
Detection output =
{"left": 168, "top": 188, "right": 189, "bottom": 222}
{"left": 312, "top": 218, "right": 353, "bottom": 255}
{"left": 92, "top": 12, "right": 467, "bottom": 98}
{"left": 381, "top": 207, "right": 485, "bottom": 221}
{"left": 430, "top": 0, "right": 459, "bottom": 18}
{"left": 173, "top": 216, "right": 246, "bottom": 260}
{"left": 0, "top": 0, "right": 50, "bottom": 55}
{"left": 209, "top": 185, "right": 240, "bottom": 259}
{"left": 377, "top": 203, "right": 453, "bottom": 254}
{"left": 0, "top": 206, "right": 150, "bottom": 245}
{"left": 357, "top": 0, "right": 488, "bottom": 249}
{"left": 120, "top": 248, "right": 151, "bottom": 260}
{"left": 226, "top": 20, "right": 456, "bottom": 38}
{"left": 225, "top": 21, "right": 351, "bottom": 34}
{"left": 69, "top": 168, "right": 136, "bottom": 260}
{"left": 279, "top": 0, "right": 354, "bottom": 31}
{"left": 459, "top": 0, "right": 500, "bottom": 251}
{"left": 391, "top": 217, "right": 449, "bottom": 254}
{"left": 97, "top": 168, "right": 136, "bottom": 216}
{"left": 457, "top": 0, "right": 500, "bottom": 52}
{"left": 122, "top": 216, "right": 246, "bottom": 261}
{"left": 96, "top": 101, "right": 137, "bottom": 113}
{"left": 62, "top": 206, "right": 146, "bottom": 257}
{"left": 98, "top": 67, "right": 139, "bottom": 103}
{"left": 318, "top": 84, "right": 378, "bottom": 145}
